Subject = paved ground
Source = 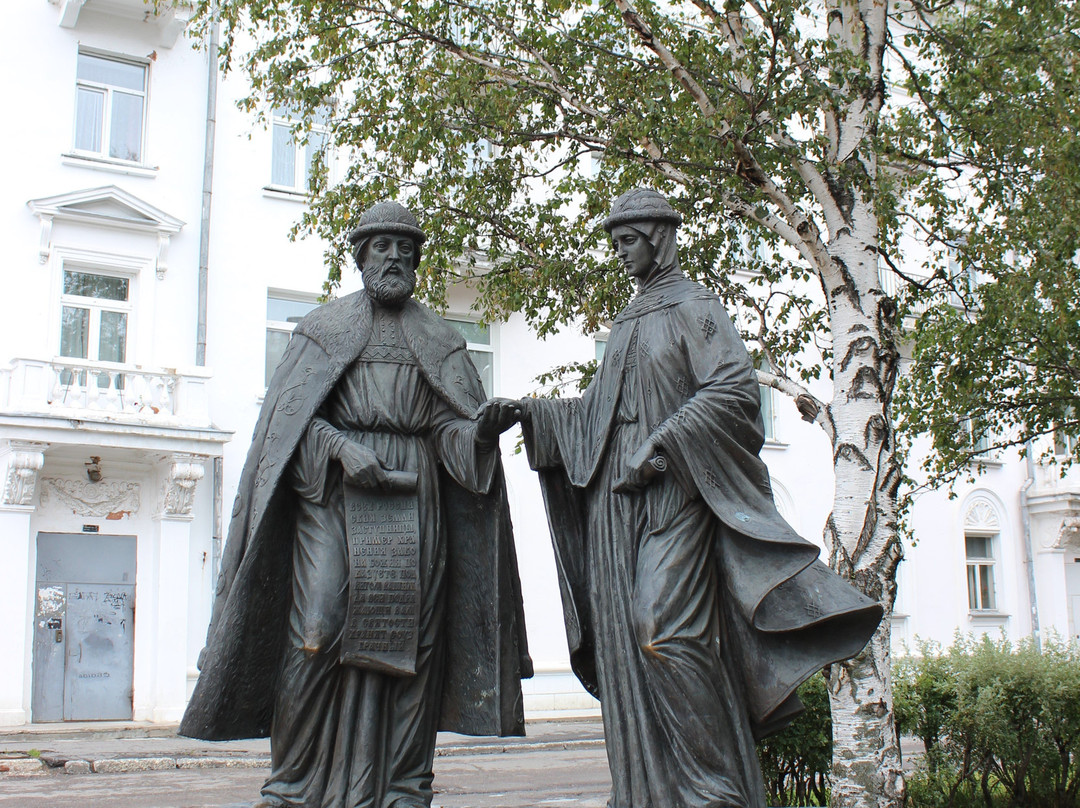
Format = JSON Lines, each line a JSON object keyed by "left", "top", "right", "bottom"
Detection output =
{"left": 0, "top": 717, "right": 922, "bottom": 807}
{"left": 0, "top": 718, "right": 611, "bottom": 807}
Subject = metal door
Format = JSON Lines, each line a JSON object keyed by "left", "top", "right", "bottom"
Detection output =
{"left": 32, "top": 533, "right": 136, "bottom": 722}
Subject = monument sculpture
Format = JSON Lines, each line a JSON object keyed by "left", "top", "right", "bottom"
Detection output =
{"left": 518, "top": 188, "right": 883, "bottom": 807}
{"left": 180, "top": 201, "right": 531, "bottom": 808}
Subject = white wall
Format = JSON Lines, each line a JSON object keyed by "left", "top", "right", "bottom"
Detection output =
{"left": 4, "top": 1, "right": 1077, "bottom": 727}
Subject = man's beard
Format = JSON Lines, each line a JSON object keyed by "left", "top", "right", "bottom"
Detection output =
{"left": 363, "top": 267, "right": 416, "bottom": 306}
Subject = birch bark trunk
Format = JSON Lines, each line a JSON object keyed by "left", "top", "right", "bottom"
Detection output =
{"left": 820, "top": 194, "right": 905, "bottom": 808}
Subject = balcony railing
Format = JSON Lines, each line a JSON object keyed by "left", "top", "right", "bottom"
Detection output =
{"left": 0, "top": 358, "right": 212, "bottom": 429}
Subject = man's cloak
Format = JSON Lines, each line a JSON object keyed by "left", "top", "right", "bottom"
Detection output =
{"left": 523, "top": 275, "right": 883, "bottom": 739}
{"left": 181, "top": 290, "right": 532, "bottom": 742}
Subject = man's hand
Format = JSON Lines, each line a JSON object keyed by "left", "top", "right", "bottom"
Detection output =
{"left": 515, "top": 397, "right": 534, "bottom": 424}
{"left": 338, "top": 441, "right": 392, "bottom": 489}
{"left": 475, "top": 398, "right": 523, "bottom": 448}
{"left": 612, "top": 438, "right": 666, "bottom": 494}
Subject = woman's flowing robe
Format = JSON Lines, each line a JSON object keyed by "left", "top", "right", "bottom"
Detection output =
{"left": 523, "top": 274, "right": 882, "bottom": 808}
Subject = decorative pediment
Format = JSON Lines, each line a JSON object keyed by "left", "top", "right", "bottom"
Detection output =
{"left": 27, "top": 186, "right": 185, "bottom": 274}
{"left": 964, "top": 496, "right": 1002, "bottom": 534}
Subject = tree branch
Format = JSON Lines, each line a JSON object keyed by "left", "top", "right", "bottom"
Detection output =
{"left": 757, "top": 370, "right": 834, "bottom": 441}
{"left": 614, "top": 0, "right": 835, "bottom": 277}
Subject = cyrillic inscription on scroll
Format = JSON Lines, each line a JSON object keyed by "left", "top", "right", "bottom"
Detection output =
{"left": 342, "top": 483, "right": 420, "bottom": 675}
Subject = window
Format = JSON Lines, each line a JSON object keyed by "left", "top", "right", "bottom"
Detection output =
{"left": 59, "top": 269, "right": 132, "bottom": 388}
{"left": 947, "top": 244, "right": 978, "bottom": 309}
{"left": 965, "top": 535, "right": 998, "bottom": 611}
{"left": 465, "top": 139, "right": 493, "bottom": 174}
{"left": 1054, "top": 409, "right": 1077, "bottom": 456}
{"left": 1055, "top": 429, "right": 1078, "bottom": 457}
{"left": 266, "top": 292, "right": 320, "bottom": 384}
{"left": 594, "top": 334, "right": 608, "bottom": 362}
{"left": 753, "top": 358, "right": 777, "bottom": 442}
{"left": 759, "top": 384, "right": 776, "bottom": 442}
{"left": 962, "top": 417, "right": 995, "bottom": 461}
{"left": 582, "top": 150, "right": 603, "bottom": 179}
{"left": 60, "top": 269, "right": 131, "bottom": 364}
{"left": 270, "top": 108, "right": 329, "bottom": 192}
{"left": 447, "top": 319, "right": 493, "bottom": 397}
{"left": 74, "top": 51, "right": 147, "bottom": 163}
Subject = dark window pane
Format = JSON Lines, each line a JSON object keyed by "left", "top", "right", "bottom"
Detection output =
{"left": 77, "top": 53, "right": 145, "bottom": 91}
{"left": 63, "top": 271, "right": 129, "bottom": 301}
{"left": 979, "top": 566, "right": 996, "bottom": 610}
{"left": 266, "top": 296, "right": 319, "bottom": 323}
{"left": 60, "top": 307, "right": 90, "bottom": 359}
{"left": 965, "top": 536, "right": 991, "bottom": 559}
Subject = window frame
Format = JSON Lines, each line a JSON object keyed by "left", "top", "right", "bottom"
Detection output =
{"left": 759, "top": 383, "right": 777, "bottom": 442}
{"left": 946, "top": 242, "right": 979, "bottom": 309}
{"left": 268, "top": 108, "right": 331, "bottom": 194}
{"left": 465, "top": 138, "right": 494, "bottom": 174}
{"left": 964, "top": 532, "right": 999, "bottom": 613}
{"left": 265, "top": 290, "right": 321, "bottom": 385}
{"left": 72, "top": 48, "right": 150, "bottom": 165}
{"left": 1053, "top": 409, "right": 1077, "bottom": 456}
{"left": 57, "top": 265, "right": 135, "bottom": 365}
{"left": 594, "top": 332, "right": 609, "bottom": 362}
{"left": 445, "top": 317, "right": 495, "bottom": 397}
{"left": 961, "top": 416, "right": 998, "bottom": 463}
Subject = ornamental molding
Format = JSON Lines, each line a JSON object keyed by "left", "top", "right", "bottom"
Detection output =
{"left": 39, "top": 477, "right": 141, "bottom": 518}
{"left": 963, "top": 496, "right": 1001, "bottom": 534}
{"left": 1060, "top": 515, "right": 1080, "bottom": 550}
{"left": 157, "top": 456, "right": 206, "bottom": 520}
{"left": 1, "top": 443, "right": 48, "bottom": 508}
{"left": 27, "top": 186, "right": 184, "bottom": 270}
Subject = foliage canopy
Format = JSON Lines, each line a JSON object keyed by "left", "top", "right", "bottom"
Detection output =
{"left": 894, "top": 0, "right": 1080, "bottom": 482}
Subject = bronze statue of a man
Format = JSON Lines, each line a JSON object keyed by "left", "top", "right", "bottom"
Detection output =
{"left": 519, "top": 188, "right": 882, "bottom": 808}
{"left": 181, "top": 201, "right": 531, "bottom": 808}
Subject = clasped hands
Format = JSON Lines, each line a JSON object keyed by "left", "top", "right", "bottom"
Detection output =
{"left": 339, "top": 398, "right": 663, "bottom": 495}
{"left": 476, "top": 398, "right": 665, "bottom": 495}
{"left": 474, "top": 397, "right": 526, "bottom": 448}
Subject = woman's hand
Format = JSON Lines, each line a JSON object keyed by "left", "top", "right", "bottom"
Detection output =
{"left": 612, "top": 438, "right": 666, "bottom": 494}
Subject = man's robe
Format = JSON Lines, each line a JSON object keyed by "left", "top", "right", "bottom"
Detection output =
{"left": 523, "top": 274, "right": 882, "bottom": 739}
{"left": 181, "top": 290, "right": 531, "bottom": 742}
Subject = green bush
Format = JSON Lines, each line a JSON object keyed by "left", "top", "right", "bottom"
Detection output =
{"left": 757, "top": 673, "right": 832, "bottom": 807}
{"left": 895, "top": 635, "right": 1080, "bottom": 808}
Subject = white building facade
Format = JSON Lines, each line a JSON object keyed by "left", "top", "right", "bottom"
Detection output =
{"left": 1, "top": 0, "right": 1078, "bottom": 727}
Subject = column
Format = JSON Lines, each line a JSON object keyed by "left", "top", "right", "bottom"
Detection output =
{"left": 1029, "top": 491, "right": 1080, "bottom": 641}
{"left": 151, "top": 455, "right": 205, "bottom": 722}
{"left": 0, "top": 441, "right": 47, "bottom": 726}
